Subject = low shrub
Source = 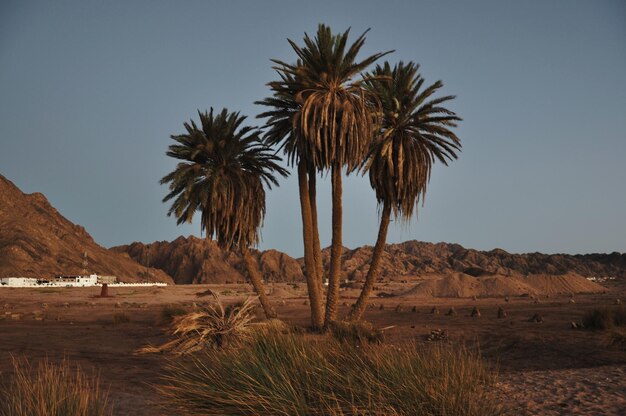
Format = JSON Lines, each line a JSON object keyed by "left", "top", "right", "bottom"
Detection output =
{"left": 0, "top": 357, "right": 112, "bottom": 416}
{"left": 582, "top": 307, "right": 626, "bottom": 330}
{"left": 158, "top": 328, "right": 502, "bottom": 416}
{"left": 160, "top": 305, "right": 188, "bottom": 322}
{"left": 112, "top": 312, "right": 130, "bottom": 325}
{"left": 329, "top": 320, "right": 384, "bottom": 345}
{"left": 140, "top": 296, "right": 255, "bottom": 355}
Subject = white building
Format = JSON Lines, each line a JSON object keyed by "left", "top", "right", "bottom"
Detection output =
{"left": 0, "top": 277, "right": 39, "bottom": 287}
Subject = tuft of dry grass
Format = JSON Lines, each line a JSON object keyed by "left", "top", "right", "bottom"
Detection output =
{"left": 139, "top": 296, "right": 255, "bottom": 355}
{"left": 157, "top": 327, "right": 503, "bottom": 416}
{"left": 160, "top": 305, "right": 188, "bottom": 323}
{"left": 112, "top": 312, "right": 131, "bottom": 325}
{"left": 329, "top": 320, "right": 385, "bottom": 345}
{"left": 583, "top": 307, "right": 626, "bottom": 330}
{"left": 0, "top": 356, "right": 112, "bottom": 416}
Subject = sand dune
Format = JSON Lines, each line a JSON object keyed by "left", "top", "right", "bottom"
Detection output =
{"left": 398, "top": 272, "right": 604, "bottom": 298}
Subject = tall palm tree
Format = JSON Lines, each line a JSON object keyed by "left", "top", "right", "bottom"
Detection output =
{"left": 160, "top": 108, "right": 288, "bottom": 320}
{"left": 349, "top": 62, "right": 462, "bottom": 321}
{"left": 258, "top": 24, "right": 390, "bottom": 328}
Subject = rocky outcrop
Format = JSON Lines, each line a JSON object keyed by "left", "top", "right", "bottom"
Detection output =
{"left": 314, "top": 240, "right": 625, "bottom": 281}
{"left": 0, "top": 175, "right": 172, "bottom": 283}
{"left": 112, "top": 236, "right": 305, "bottom": 284}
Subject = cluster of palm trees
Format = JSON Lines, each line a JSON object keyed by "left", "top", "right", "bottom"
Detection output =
{"left": 161, "top": 24, "right": 462, "bottom": 330}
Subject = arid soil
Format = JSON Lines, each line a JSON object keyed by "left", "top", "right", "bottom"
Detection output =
{"left": 1, "top": 283, "right": 625, "bottom": 415}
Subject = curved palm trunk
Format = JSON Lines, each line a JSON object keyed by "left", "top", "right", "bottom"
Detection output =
{"left": 324, "top": 163, "right": 343, "bottom": 327}
{"left": 308, "top": 168, "right": 324, "bottom": 295}
{"left": 348, "top": 202, "right": 391, "bottom": 321}
{"left": 298, "top": 161, "right": 325, "bottom": 329}
{"left": 241, "top": 246, "right": 277, "bottom": 319}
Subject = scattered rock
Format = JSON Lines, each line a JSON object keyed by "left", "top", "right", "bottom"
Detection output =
{"left": 571, "top": 321, "right": 578, "bottom": 329}
{"left": 41, "top": 303, "right": 48, "bottom": 309}
{"left": 426, "top": 329, "right": 448, "bottom": 342}
{"left": 470, "top": 306, "right": 481, "bottom": 318}
{"left": 615, "top": 299, "right": 622, "bottom": 305}
{"left": 472, "top": 295, "right": 477, "bottom": 301}
{"left": 411, "top": 306, "right": 417, "bottom": 313}
{"left": 430, "top": 306, "right": 439, "bottom": 315}
{"left": 11, "top": 313, "right": 22, "bottom": 320}
{"left": 504, "top": 296, "right": 510, "bottom": 303}
{"left": 114, "top": 302, "right": 122, "bottom": 308}
{"left": 279, "top": 300, "right": 286, "bottom": 306}
{"left": 445, "top": 307, "right": 456, "bottom": 316}
{"left": 2, "top": 303, "right": 9, "bottom": 309}
{"left": 62, "top": 302, "right": 70, "bottom": 308}
{"left": 529, "top": 313, "right": 543, "bottom": 323}
{"left": 303, "top": 299, "right": 308, "bottom": 305}
{"left": 497, "top": 307, "right": 507, "bottom": 319}
{"left": 568, "top": 298, "right": 575, "bottom": 304}
{"left": 395, "top": 305, "right": 403, "bottom": 313}
{"left": 379, "top": 304, "right": 385, "bottom": 310}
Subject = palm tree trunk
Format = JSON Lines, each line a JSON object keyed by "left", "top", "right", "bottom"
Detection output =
{"left": 298, "top": 161, "right": 324, "bottom": 329}
{"left": 308, "top": 168, "right": 324, "bottom": 295}
{"left": 324, "top": 163, "right": 343, "bottom": 327}
{"left": 241, "top": 246, "right": 277, "bottom": 319}
{"left": 348, "top": 201, "right": 391, "bottom": 321}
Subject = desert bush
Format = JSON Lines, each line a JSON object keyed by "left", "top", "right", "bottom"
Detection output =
{"left": 329, "top": 320, "right": 384, "bottom": 345}
{"left": 160, "top": 305, "right": 188, "bottom": 322}
{"left": 607, "top": 328, "right": 626, "bottom": 349}
{"left": 158, "top": 328, "right": 502, "bottom": 416}
{"left": 112, "top": 312, "right": 130, "bottom": 325}
{"left": 140, "top": 296, "right": 255, "bottom": 355}
{"left": 582, "top": 307, "right": 626, "bottom": 330}
{"left": 0, "top": 357, "right": 111, "bottom": 416}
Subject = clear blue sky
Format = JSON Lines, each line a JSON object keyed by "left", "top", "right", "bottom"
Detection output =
{"left": 1, "top": 0, "right": 625, "bottom": 257}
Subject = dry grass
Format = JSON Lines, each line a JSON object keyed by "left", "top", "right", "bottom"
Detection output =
{"left": 0, "top": 356, "right": 112, "bottom": 416}
{"left": 329, "top": 320, "right": 385, "bottom": 345}
{"left": 160, "top": 305, "right": 188, "bottom": 322}
{"left": 112, "top": 312, "right": 131, "bottom": 325}
{"left": 583, "top": 307, "right": 626, "bottom": 330}
{"left": 157, "top": 327, "right": 503, "bottom": 416}
{"left": 139, "top": 296, "right": 255, "bottom": 355}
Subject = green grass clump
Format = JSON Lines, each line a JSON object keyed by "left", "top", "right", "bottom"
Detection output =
{"left": 0, "top": 357, "right": 112, "bottom": 416}
{"left": 582, "top": 307, "right": 626, "bottom": 330}
{"left": 158, "top": 328, "right": 502, "bottom": 416}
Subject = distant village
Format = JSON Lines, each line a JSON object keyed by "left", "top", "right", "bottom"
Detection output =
{"left": 0, "top": 274, "right": 167, "bottom": 288}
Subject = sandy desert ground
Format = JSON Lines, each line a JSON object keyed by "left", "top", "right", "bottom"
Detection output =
{"left": 1, "top": 282, "right": 625, "bottom": 415}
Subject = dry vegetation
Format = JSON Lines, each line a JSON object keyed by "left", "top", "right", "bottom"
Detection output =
{"left": 158, "top": 326, "right": 502, "bottom": 416}
{"left": 138, "top": 296, "right": 255, "bottom": 355}
{"left": 0, "top": 357, "right": 112, "bottom": 416}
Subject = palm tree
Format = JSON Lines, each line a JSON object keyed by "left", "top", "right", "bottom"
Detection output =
{"left": 160, "top": 108, "right": 288, "bottom": 320}
{"left": 258, "top": 24, "right": 390, "bottom": 328}
{"left": 349, "top": 62, "right": 462, "bottom": 321}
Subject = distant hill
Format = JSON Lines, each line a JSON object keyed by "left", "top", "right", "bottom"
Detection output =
{"left": 114, "top": 235, "right": 625, "bottom": 286}
{"left": 0, "top": 175, "right": 172, "bottom": 283}
{"left": 315, "top": 240, "right": 626, "bottom": 281}
{"left": 112, "top": 236, "right": 304, "bottom": 284}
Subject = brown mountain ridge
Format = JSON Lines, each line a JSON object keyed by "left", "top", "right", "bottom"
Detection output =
{"left": 114, "top": 237, "right": 625, "bottom": 286}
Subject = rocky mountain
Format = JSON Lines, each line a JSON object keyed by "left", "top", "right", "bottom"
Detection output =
{"left": 115, "top": 235, "right": 624, "bottom": 285}
{"left": 316, "top": 240, "right": 626, "bottom": 281}
{"left": 0, "top": 175, "right": 172, "bottom": 283}
{"left": 112, "top": 236, "right": 304, "bottom": 284}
